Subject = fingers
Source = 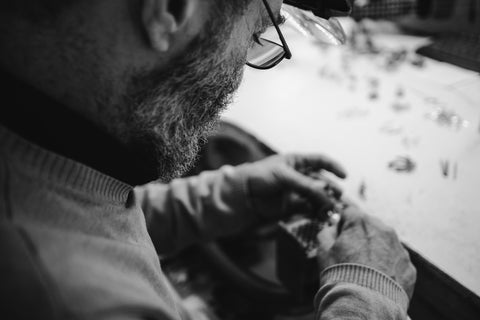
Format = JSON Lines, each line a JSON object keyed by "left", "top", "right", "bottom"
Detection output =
{"left": 317, "top": 217, "right": 340, "bottom": 270}
{"left": 284, "top": 193, "right": 313, "bottom": 213}
{"left": 317, "top": 225, "right": 337, "bottom": 253}
{"left": 322, "top": 177, "right": 343, "bottom": 199}
{"left": 278, "top": 167, "right": 334, "bottom": 212}
{"left": 289, "top": 154, "right": 347, "bottom": 179}
{"left": 299, "top": 176, "right": 343, "bottom": 199}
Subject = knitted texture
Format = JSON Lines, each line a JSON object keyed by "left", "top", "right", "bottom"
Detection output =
{"left": 321, "top": 263, "right": 410, "bottom": 311}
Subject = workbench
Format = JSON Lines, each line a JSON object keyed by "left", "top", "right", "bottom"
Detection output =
{"left": 223, "top": 19, "right": 480, "bottom": 296}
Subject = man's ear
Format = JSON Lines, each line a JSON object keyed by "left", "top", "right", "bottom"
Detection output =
{"left": 142, "top": 0, "right": 195, "bottom": 52}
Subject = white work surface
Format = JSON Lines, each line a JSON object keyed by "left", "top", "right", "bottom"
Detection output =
{"left": 222, "top": 21, "right": 480, "bottom": 295}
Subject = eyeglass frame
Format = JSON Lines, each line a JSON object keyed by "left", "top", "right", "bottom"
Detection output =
{"left": 246, "top": 0, "right": 292, "bottom": 70}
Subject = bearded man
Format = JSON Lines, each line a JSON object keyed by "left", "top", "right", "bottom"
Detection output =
{"left": 0, "top": 0, "right": 415, "bottom": 319}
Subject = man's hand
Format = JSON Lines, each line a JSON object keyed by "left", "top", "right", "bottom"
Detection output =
{"left": 234, "top": 153, "right": 347, "bottom": 222}
{"left": 317, "top": 206, "right": 417, "bottom": 298}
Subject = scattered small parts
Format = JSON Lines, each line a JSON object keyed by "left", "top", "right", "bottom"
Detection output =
{"left": 388, "top": 155, "right": 416, "bottom": 173}
{"left": 440, "top": 159, "right": 449, "bottom": 177}
{"left": 369, "top": 91, "right": 379, "bottom": 100}
{"left": 318, "top": 66, "right": 342, "bottom": 83}
{"left": 410, "top": 55, "right": 426, "bottom": 68}
{"left": 426, "top": 107, "right": 469, "bottom": 129}
{"left": 391, "top": 101, "right": 411, "bottom": 112}
{"left": 350, "top": 25, "right": 380, "bottom": 54}
{"left": 369, "top": 77, "right": 379, "bottom": 89}
{"left": 425, "top": 97, "right": 439, "bottom": 105}
{"left": 367, "top": 78, "right": 379, "bottom": 100}
{"left": 401, "top": 136, "right": 420, "bottom": 148}
{"left": 358, "top": 181, "right": 367, "bottom": 200}
{"left": 380, "top": 122, "right": 403, "bottom": 135}
{"left": 384, "top": 49, "right": 408, "bottom": 71}
{"left": 440, "top": 159, "right": 458, "bottom": 180}
{"left": 396, "top": 86, "right": 405, "bottom": 98}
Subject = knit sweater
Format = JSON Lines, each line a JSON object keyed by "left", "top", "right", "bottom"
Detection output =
{"left": 0, "top": 125, "right": 410, "bottom": 319}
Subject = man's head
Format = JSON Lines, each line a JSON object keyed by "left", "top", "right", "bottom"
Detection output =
{"left": 0, "top": 0, "right": 284, "bottom": 182}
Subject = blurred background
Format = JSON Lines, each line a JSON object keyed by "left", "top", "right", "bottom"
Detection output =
{"left": 223, "top": 0, "right": 480, "bottom": 299}
{"left": 161, "top": 2, "right": 480, "bottom": 319}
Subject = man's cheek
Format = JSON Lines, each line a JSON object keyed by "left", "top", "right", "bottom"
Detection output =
{"left": 227, "top": 9, "right": 261, "bottom": 60}
{"left": 224, "top": 25, "right": 250, "bottom": 60}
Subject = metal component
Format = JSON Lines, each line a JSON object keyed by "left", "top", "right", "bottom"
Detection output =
{"left": 440, "top": 160, "right": 458, "bottom": 180}
{"left": 388, "top": 155, "right": 416, "bottom": 173}
{"left": 440, "top": 159, "right": 449, "bottom": 177}
{"left": 384, "top": 49, "right": 408, "bottom": 71}
{"left": 327, "top": 211, "right": 341, "bottom": 226}
{"left": 411, "top": 55, "right": 426, "bottom": 68}
{"left": 358, "top": 181, "right": 367, "bottom": 200}
{"left": 426, "top": 107, "right": 469, "bottom": 129}
{"left": 391, "top": 101, "right": 411, "bottom": 112}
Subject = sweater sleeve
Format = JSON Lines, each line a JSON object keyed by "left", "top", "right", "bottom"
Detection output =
{"left": 135, "top": 165, "right": 256, "bottom": 255}
{"left": 315, "top": 263, "right": 410, "bottom": 320}
{"left": 137, "top": 169, "right": 412, "bottom": 319}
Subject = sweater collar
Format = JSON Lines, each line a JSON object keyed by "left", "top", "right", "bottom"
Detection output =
{"left": 0, "top": 70, "right": 157, "bottom": 186}
{"left": 0, "top": 125, "right": 133, "bottom": 204}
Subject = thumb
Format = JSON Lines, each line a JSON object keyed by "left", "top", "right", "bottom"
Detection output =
{"left": 317, "top": 223, "right": 338, "bottom": 253}
{"left": 317, "top": 216, "right": 340, "bottom": 270}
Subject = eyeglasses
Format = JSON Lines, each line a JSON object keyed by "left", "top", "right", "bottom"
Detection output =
{"left": 246, "top": 0, "right": 292, "bottom": 70}
{"left": 246, "top": 1, "right": 347, "bottom": 70}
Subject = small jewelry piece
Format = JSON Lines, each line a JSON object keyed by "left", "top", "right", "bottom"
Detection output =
{"left": 388, "top": 155, "right": 416, "bottom": 173}
{"left": 327, "top": 211, "right": 341, "bottom": 226}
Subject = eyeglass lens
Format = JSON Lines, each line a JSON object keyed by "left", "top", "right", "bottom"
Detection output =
{"left": 246, "top": 0, "right": 288, "bottom": 69}
{"left": 247, "top": 38, "right": 286, "bottom": 69}
{"left": 246, "top": 4, "right": 348, "bottom": 69}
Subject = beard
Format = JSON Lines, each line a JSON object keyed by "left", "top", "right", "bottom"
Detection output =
{"left": 123, "top": 18, "right": 246, "bottom": 182}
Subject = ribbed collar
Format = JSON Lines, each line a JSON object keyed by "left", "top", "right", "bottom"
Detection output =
{"left": 0, "top": 125, "right": 133, "bottom": 204}
{"left": 0, "top": 69, "right": 157, "bottom": 186}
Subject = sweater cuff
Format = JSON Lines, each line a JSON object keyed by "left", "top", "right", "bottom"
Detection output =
{"left": 320, "top": 263, "right": 410, "bottom": 312}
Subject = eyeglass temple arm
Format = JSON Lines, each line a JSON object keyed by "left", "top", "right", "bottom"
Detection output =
{"left": 262, "top": 0, "right": 292, "bottom": 59}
